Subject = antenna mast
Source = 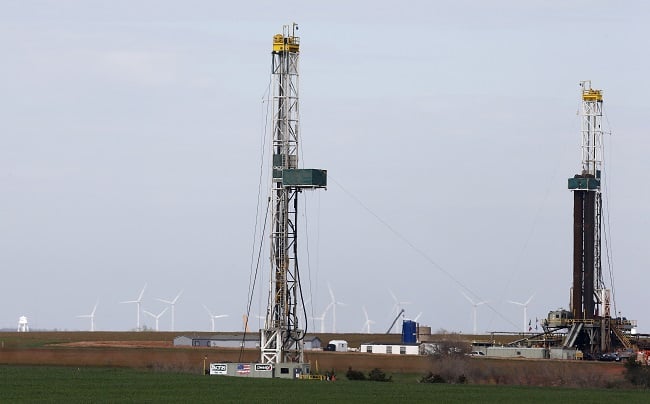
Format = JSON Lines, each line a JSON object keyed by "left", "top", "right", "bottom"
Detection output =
{"left": 260, "top": 23, "right": 327, "bottom": 365}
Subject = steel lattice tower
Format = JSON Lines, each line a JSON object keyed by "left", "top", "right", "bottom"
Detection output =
{"left": 260, "top": 23, "right": 327, "bottom": 365}
{"left": 569, "top": 80, "right": 604, "bottom": 322}
{"left": 557, "top": 81, "right": 637, "bottom": 354}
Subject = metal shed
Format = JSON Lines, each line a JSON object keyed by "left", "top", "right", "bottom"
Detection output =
{"left": 173, "top": 335, "right": 321, "bottom": 350}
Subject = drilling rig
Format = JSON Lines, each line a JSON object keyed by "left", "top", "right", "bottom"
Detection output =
{"left": 560, "top": 81, "right": 635, "bottom": 354}
{"left": 259, "top": 23, "right": 327, "bottom": 370}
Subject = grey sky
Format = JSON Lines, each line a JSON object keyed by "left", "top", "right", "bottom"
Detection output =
{"left": 1, "top": 1, "right": 649, "bottom": 334}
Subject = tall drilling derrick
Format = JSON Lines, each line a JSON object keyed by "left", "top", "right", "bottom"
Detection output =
{"left": 260, "top": 23, "right": 327, "bottom": 366}
{"left": 566, "top": 81, "right": 607, "bottom": 352}
{"left": 563, "top": 81, "right": 635, "bottom": 354}
{"left": 569, "top": 80, "right": 604, "bottom": 323}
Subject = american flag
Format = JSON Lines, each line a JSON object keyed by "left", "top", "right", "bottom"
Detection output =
{"left": 237, "top": 364, "right": 250, "bottom": 375}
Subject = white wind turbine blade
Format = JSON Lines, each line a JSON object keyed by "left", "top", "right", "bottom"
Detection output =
{"left": 211, "top": 314, "right": 228, "bottom": 332}
{"left": 171, "top": 290, "right": 183, "bottom": 304}
{"left": 120, "top": 284, "right": 146, "bottom": 304}
{"left": 157, "top": 289, "right": 183, "bottom": 305}
{"left": 327, "top": 283, "right": 336, "bottom": 332}
{"left": 388, "top": 289, "right": 411, "bottom": 332}
{"left": 143, "top": 309, "right": 157, "bottom": 330}
{"left": 144, "top": 307, "right": 168, "bottom": 319}
{"left": 461, "top": 291, "right": 476, "bottom": 306}
{"left": 90, "top": 300, "right": 98, "bottom": 332}
{"left": 389, "top": 289, "right": 399, "bottom": 314}
{"left": 155, "top": 307, "right": 168, "bottom": 331}
{"left": 309, "top": 303, "right": 331, "bottom": 333}
{"left": 328, "top": 283, "right": 346, "bottom": 305}
{"left": 203, "top": 304, "right": 214, "bottom": 317}
{"left": 327, "top": 283, "right": 345, "bottom": 332}
{"left": 362, "top": 306, "right": 369, "bottom": 333}
{"left": 157, "top": 290, "right": 183, "bottom": 331}
{"left": 328, "top": 282, "right": 335, "bottom": 302}
{"left": 203, "top": 304, "right": 215, "bottom": 331}
{"left": 77, "top": 300, "right": 98, "bottom": 332}
{"left": 137, "top": 284, "right": 147, "bottom": 302}
{"left": 120, "top": 284, "right": 147, "bottom": 331}
{"left": 204, "top": 304, "right": 228, "bottom": 332}
{"left": 389, "top": 289, "right": 398, "bottom": 302}
{"left": 508, "top": 296, "right": 533, "bottom": 333}
{"left": 310, "top": 314, "right": 324, "bottom": 333}
{"left": 361, "top": 306, "right": 376, "bottom": 333}
{"left": 323, "top": 302, "right": 334, "bottom": 316}
{"left": 143, "top": 307, "right": 168, "bottom": 331}
{"left": 389, "top": 289, "right": 411, "bottom": 311}
{"left": 413, "top": 312, "right": 423, "bottom": 322}
{"left": 463, "top": 292, "right": 488, "bottom": 334}
{"left": 524, "top": 293, "right": 536, "bottom": 306}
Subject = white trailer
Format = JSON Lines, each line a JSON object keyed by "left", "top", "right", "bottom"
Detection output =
{"left": 326, "top": 340, "right": 348, "bottom": 352}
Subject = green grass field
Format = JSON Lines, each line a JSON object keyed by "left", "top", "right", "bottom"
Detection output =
{"left": 1, "top": 365, "right": 648, "bottom": 403}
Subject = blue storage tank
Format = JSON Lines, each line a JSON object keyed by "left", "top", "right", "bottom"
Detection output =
{"left": 402, "top": 320, "right": 417, "bottom": 344}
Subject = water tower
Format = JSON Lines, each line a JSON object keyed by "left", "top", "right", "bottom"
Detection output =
{"left": 17, "top": 316, "right": 29, "bottom": 332}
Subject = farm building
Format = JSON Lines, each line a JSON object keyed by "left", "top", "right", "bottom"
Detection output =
{"left": 173, "top": 334, "right": 322, "bottom": 350}
{"left": 359, "top": 343, "right": 420, "bottom": 355}
{"left": 485, "top": 347, "right": 549, "bottom": 359}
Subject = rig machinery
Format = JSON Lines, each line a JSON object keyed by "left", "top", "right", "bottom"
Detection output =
{"left": 555, "top": 81, "right": 635, "bottom": 354}
{"left": 259, "top": 23, "right": 327, "bottom": 368}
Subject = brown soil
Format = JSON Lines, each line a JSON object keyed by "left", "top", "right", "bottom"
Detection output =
{"left": 56, "top": 340, "right": 172, "bottom": 348}
{"left": 0, "top": 332, "right": 627, "bottom": 387}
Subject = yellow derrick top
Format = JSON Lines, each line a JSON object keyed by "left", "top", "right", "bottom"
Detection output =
{"left": 273, "top": 34, "right": 300, "bottom": 53}
{"left": 582, "top": 88, "right": 603, "bottom": 102}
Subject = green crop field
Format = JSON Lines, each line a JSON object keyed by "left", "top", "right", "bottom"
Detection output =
{"left": 1, "top": 365, "right": 647, "bottom": 403}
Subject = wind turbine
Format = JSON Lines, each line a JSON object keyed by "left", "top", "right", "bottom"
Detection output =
{"left": 461, "top": 292, "right": 488, "bottom": 335}
{"left": 508, "top": 293, "right": 535, "bottom": 333}
{"left": 120, "top": 284, "right": 147, "bottom": 331}
{"left": 328, "top": 283, "right": 346, "bottom": 333}
{"left": 203, "top": 305, "right": 228, "bottom": 332}
{"left": 77, "top": 300, "right": 98, "bottom": 332}
{"left": 143, "top": 307, "right": 168, "bottom": 331}
{"left": 156, "top": 290, "right": 183, "bottom": 332}
{"left": 309, "top": 303, "right": 332, "bottom": 333}
{"left": 389, "top": 289, "right": 411, "bottom": 333}
{"left": 361, "top": 306, "right": 376, "bottom": 334}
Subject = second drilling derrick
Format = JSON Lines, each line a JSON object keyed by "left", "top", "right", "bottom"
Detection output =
{"left": 563, "top": 81, "right": 634, "bottom": 354}
{"left": 260, "top": 23, "right": 327, "bottom": 367}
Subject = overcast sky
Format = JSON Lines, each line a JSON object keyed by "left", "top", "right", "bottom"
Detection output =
{"left": 1, "top": 1, "right": 649, "bottom": 335}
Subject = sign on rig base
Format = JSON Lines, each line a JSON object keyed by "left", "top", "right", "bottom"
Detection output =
{"left": 209, "top": 362, "right": 310, "bottom": 379}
